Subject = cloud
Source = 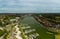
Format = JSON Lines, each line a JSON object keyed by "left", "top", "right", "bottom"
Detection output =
{"left": 0, "top": 0, "right": 60, "bottom": 13}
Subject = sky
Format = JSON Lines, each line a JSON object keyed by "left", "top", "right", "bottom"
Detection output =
{"left": 0, "top": 0, "right": 60, "bottom": 13}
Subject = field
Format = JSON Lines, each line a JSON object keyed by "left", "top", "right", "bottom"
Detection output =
{"left": 55, "top": 32, "right": 60, "bottom": 39}
{"left": 20, "top": 16, "right": 55, "bottom": 39}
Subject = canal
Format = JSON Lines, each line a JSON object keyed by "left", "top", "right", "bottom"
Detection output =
{"left": 20, "top": 16, "right": 55, "bottom": 39}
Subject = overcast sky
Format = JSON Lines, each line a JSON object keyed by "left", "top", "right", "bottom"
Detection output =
{"left": 0, "top": 0, "right": 60, "bottom": 13}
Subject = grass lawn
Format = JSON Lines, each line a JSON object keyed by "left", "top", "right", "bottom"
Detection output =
{"left": 20, "top": 16, "right": 55, "bottom": 39}
{"left": 0, "top": 29, "right": 7, "bottom": 37}
{"left": 55, "top": 33, "right": 60, "bottom": 39}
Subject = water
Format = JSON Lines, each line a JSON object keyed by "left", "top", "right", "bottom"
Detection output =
{"left": 20, "top": 16, "right": 55, "bottom": 39}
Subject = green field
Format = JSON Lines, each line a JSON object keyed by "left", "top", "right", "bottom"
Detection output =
{"left": 55, "top": 34, "right": 60, "bottom": 39}
{"left": 0, "top": 29, "right": 7, "bottom": 37}
{"left": 20, "top": 16, "right": 55, "bottom": 39}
